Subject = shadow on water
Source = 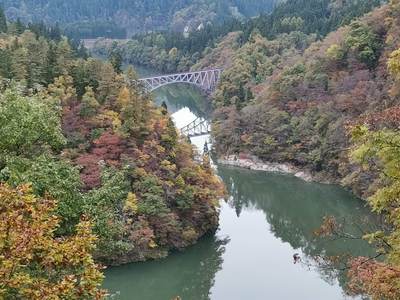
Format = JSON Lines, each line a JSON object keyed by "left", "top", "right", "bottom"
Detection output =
{"left": 104, "top": 234, "right": 228, "bottom": 300}
{"left": 104, "top": 64, "right": 379, "bottom": 299}
{"left": 218, "top": 166, "right": 376, "bottom": 256}
{"left": 104, "top": 166, "right": 378, "bottom": 300}
{"left": 217, "top": 166, "right": 378, "bottom": 290}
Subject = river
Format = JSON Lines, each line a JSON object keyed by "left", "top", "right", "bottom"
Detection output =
{"left": 103, "top": 67, "right": 377, "bottom": 300}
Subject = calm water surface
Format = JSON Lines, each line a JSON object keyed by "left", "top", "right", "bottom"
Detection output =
{"left": 103, "top": 67, "right": 376, "bottom": 300}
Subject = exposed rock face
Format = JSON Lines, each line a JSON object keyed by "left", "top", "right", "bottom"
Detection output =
{"left": 218, "top": 155, "right": 314, "bottom": 182}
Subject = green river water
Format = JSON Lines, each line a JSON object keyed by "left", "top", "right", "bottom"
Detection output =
{"left": 103, "top": 68, "right": 377, "bottom": 300}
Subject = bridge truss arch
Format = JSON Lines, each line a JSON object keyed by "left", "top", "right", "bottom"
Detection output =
{"left": 180, "top": 117, "right": 211, "bottom": 138}
{"left": 139, "top": 69, "right": 222, "bottom": 93}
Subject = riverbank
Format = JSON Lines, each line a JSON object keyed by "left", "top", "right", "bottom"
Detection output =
{"left": 105, "top": 164, "right": 376, "bottom": 300}
{"left": 217, "top": 155, "right": 317, "bottom": 183}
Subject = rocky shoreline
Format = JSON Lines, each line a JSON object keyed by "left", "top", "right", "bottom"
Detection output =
{"left": 217, "top": 155, "right": 314, "bottom": 182}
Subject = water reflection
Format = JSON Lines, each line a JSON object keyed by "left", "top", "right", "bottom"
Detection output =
{"left": 104, "top": 234, "right": 228, "bottom": 300}
{"left": 218, "top": 167, "right": 376, "bottom": 258}
{"left": 104, "top": 65, "right": 378, "bottom": 299}
{"left": 105, "top": 166, "right": 377, "bottom": 300}
{"left": 154, "top": 85, "right": 212, "bottom": 154}
{"left": 154, "top": 84, "right": 211, "bottom": 118}
{"left": 215, "top": 166, "right": 377, "bottom": 298}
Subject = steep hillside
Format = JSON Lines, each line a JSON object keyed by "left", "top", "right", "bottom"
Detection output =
{"left": 1, "top": 0, "right": 276, "bottom": 38}
{"left": 200, "top": 2, "right": 400, "bottom": 297}
{"left": 0, "top": 22, "right": 224, "bottom": 266}
{"left": 90, "top": 0, "right": 381, "bottom": 74}
{"left": 210, "top": 3, "right": 398, "bottom": 196}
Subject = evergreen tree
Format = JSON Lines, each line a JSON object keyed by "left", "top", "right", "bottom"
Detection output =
{"left": 0, "top": 6, "right": 7, "bottom": 33}
{"left": 44, "top": 42, "right": 58, "bottom": 84}
{"left": 109, "top": 42, "right": 123, "bottom": 74}
{"left": 80, "top": 86, "right": 100, "bottom": 117}
{"left": 0, "top": 49, "right": 12, "bottom": 78}
{"left": 15, "top": 18, "right": 25, "bottom": 34}
{"left": 125, "top": 65, "right": 139, "bottom": 81}
{"left": 161, "top": 101, "right": 168, "bottom": 115}
{"left": 49, "top": 22, "right": 62, "bottom": 41}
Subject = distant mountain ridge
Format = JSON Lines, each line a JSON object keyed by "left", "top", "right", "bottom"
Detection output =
{"left": 0, "top": 0, "right": 277, "bottom": 38}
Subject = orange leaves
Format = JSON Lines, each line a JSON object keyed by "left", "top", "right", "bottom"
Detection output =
{"left": 348, "top": 257, "right": 400, "bottom": 300}
{"left": 314, "top": 216, "right": 340, "bottom": 237}
{"left": 0, "top": 184, "right": 106, "bottom": 299}
{"left": 360, "top": 106, "right": 400, "bottom": 129}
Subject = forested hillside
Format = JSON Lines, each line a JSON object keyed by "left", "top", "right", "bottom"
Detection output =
{"left": 4, "top": 0, "right": 400, "bottom": 298}
{"left": 91, "top": 0, "right": 381, "bottom": 74}
{"left": 205, "top": 2, "right": 390, "bottom": 194}
{"left": 192, "top": 0, "right": 400, "bottom": 297}
{"left": 1, "top": 0, "right": 276, "bottom": 38}
{"left": 0, "top": 11, "right": 225, "bottom": 297}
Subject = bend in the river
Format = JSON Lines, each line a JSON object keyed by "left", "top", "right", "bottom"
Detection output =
{"left": 104, "top": 66, "right": 378, "bottom": 300}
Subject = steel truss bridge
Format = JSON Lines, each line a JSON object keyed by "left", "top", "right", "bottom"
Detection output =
{"left": 139, "top": 69, "right": 222, "bottom": 93}
{"left": 138, "top": 69, "right": 223, "bottom": 138}
{"left": 180, "top": 117, "right": 211, "bottom": 138}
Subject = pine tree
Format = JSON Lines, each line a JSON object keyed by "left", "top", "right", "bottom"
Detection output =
{"left": 108, "top": 41, "right": 123, "bottom": 74}
{"left": 161, "top": 101, "right": 168, "bottom": 115}
{"left": 49, "top": 22, "right": 62, "bottom": 41}
{"left": 45, "top": 42, "right": 58, "bottom": 84}
{"left": 56, "top": 38, "right": 73, "bottom": 75}
{"left": 109, "top": 49, "right": 123, "bottom": 74}
{"left": 97, "top": 63, "right": 119, "bottom": 102}
{"left": 0, "top": 6, "right": 7, "bottom": 33}
{"left": 125, "top": 65, "right": 139, "bottom": 81}
{"left": 0, "top": 49, "right": 12, "bottom": 78}
{"left": 80, "top": 86, "right": 99, "bottom": 117}
{"left": 15, "top": 18, "right": 25, "bottom": 34}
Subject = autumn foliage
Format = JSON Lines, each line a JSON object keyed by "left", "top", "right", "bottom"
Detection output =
{"left": 0, "top": 184, "right": 105, "bottom": 299}
{"left": 0, "top": 20, "right": 224, "bottom": 269}
{"left": 194, "top": 0, "right": 400, "bottom": 298}
{"left": 348, "top": 258, "right": 400, "bottom": 300}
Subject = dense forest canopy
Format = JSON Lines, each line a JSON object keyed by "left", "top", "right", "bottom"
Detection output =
{"left": 91, "top": 0, "right": 382, "bottom": 74}
{"left": 193, "top": 0, "right": 400, "bottom": 297}
{"left": 4, "top": 0, "right": 400, "bottom": 298}
{"left": 0, "top": 11, "right": 224, "bottom": 297}
{"left": 0, "top": 0, "right": 277, "bottom": 38}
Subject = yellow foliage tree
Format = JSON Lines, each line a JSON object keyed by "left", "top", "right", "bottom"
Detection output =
{"left": 47, "top": 75, "right": 77, "bottom": 105}
{"left": 391, "top": 0, "right": 400, "bottom": 17}
{"left": 0, "top": 184, "right": 106, "bottom": 299}
{"left": 388, "top": 48, "right": 400, "bottom": 97}
{"left": 388, "top": 48, "right": 400, "bottom": 80}
{"left": 124, "top": 192, "right": 138, "bottom": 214}
{"left": 117, "top": 86, "right": 131, "bottom": 109}
{"left": 326, "top": 44, "right": 345, "bottom": 62}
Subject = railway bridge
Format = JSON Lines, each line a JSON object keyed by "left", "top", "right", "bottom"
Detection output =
{"left": 138, "top": 69, "right": 222, "bottom": 138}
{"left": 139, "top": 69, "right": 222, "bottom": 93}
{"left": 180, "top": 117, "right": 211, "bottom": 138}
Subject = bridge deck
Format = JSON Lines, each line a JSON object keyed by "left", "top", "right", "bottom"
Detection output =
{"left": 137, "top": 69, "right": 221, "bottom": 138}
{"left": 138, "top": 69, "right": 223, "bottom": 93}
{"left": 139, "top": 69, "right": 223, "bottom": 81}
{"left": 180, "top": 117, "right": 211, "bottom": 138}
